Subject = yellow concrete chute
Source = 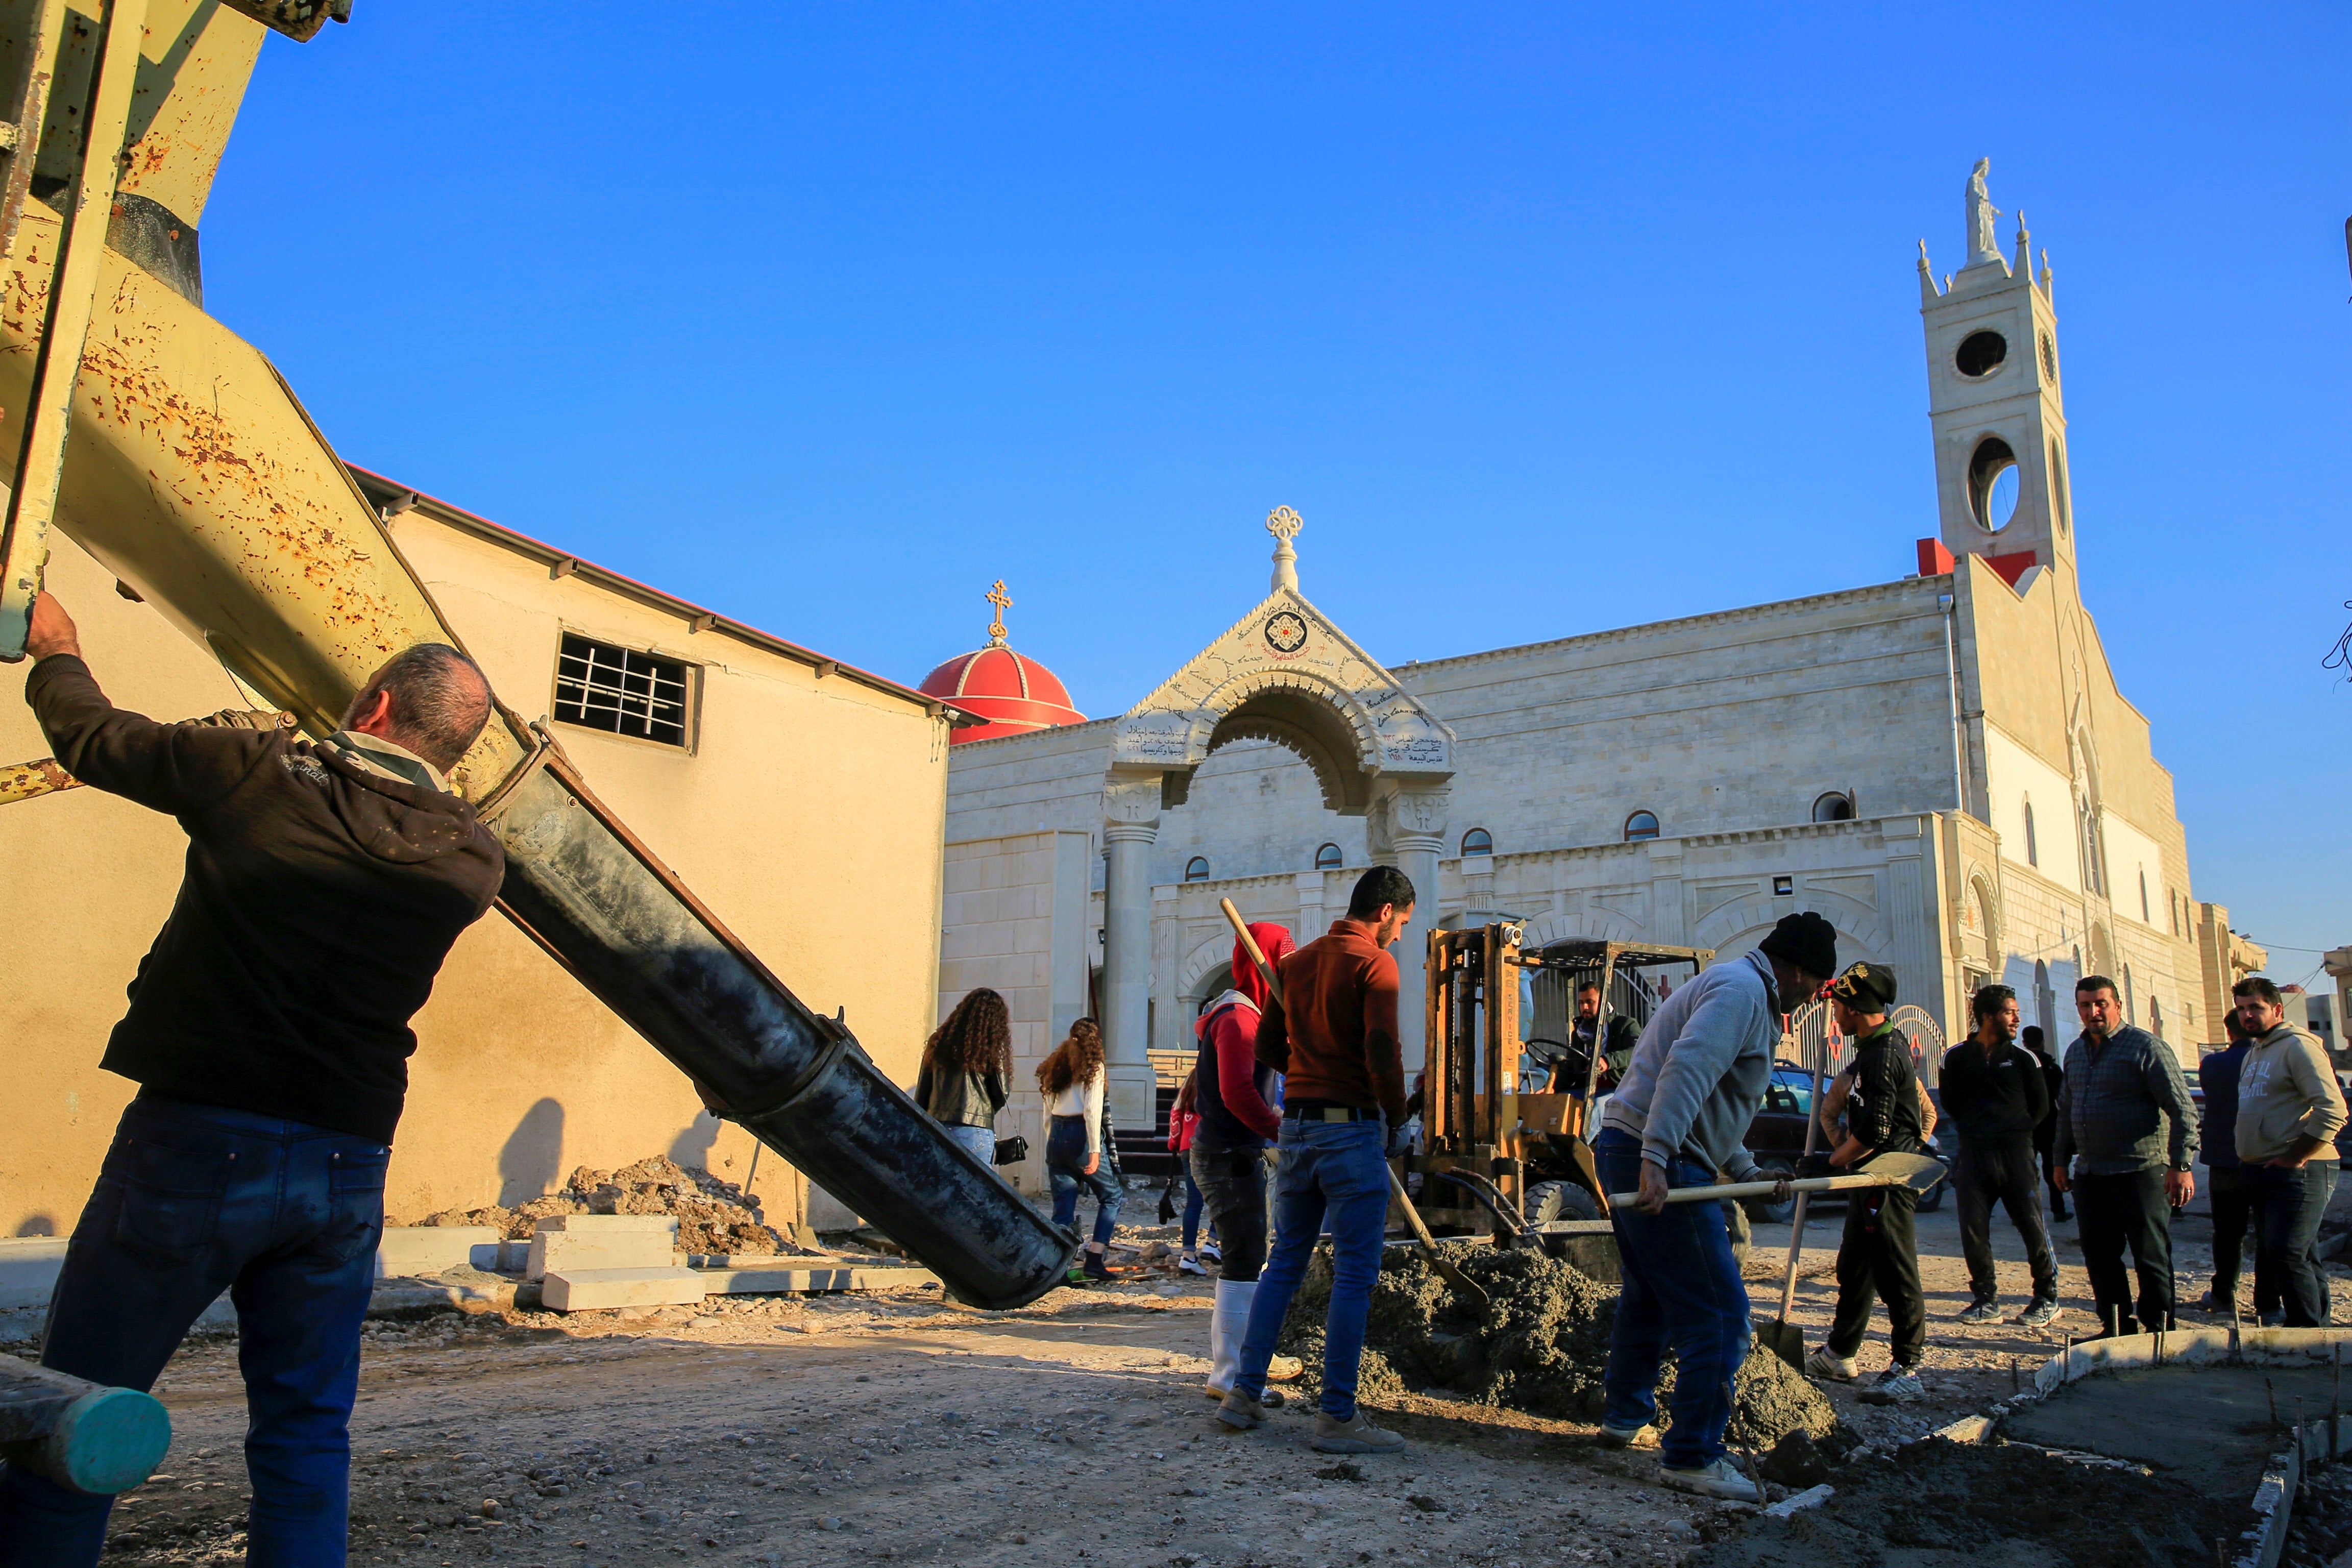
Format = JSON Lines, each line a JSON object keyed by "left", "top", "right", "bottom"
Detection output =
{"left": 0, "top": 0, "right": 1076, "bottom": 1309}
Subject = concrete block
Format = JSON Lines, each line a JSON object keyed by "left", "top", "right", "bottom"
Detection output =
{"left": 496, "top": 1240, "right": 531, "bottom": 1273}
{"left": 526, "top": 1215, "right": 678, "bottom": 1281}
{"left": 0, "top": 1238, "right": 66, "bottom": 1311}
{"left": 697, "top": 1263, "right": 939, "bottom": 1295}
{"left": 541, "top": 1267, "right": 706, "bottom": 1312}
{"left": 376, "top": 1226, "right": 500, "bottom": 1280}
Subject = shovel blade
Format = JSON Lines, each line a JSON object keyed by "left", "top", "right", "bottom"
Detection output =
{"left": 1857, "top": 1151, "right": 1946, "bottom": 1194}
{"left": 1755, "top": 1314, "right": 1806, "bottom": 1371}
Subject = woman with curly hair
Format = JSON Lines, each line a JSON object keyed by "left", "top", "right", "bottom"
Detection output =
{"left": 1040, "top": 1019, "right": 1123, "bottom": 1280}
{"left": 915, "top": 988, "right": 1013, "bottom": 1166}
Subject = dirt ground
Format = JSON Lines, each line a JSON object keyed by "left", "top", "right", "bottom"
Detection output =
{"left": 21, "top": 1180, "right": 2352, "bottom": 1567}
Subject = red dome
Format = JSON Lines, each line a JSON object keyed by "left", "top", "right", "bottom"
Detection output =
{"left": 919, "top": 642, "right": 1086, "bottom": 744}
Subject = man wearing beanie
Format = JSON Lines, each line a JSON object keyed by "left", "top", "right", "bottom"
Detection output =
{"left": 1806, "top": 962, "right": 1931, "bottom": 1402}
{"left": 1592, "top": 910, "right": 1830, "bottom": 1503}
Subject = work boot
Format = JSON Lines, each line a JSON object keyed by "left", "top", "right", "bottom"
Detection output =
{"left": 1803, "top": 1347, "right": 1858, "bottom": 1383}
{"left": 1081, "top": 1250, "right": 1122, "bottom": 1282}
{"left": 1659, "top": 1458, "right": 1762, "bottom": 1504}
{"left": 1596, "top": 1421, "right": 1660, "bottom": 1450}
{"left": 2016, "top": 1298, "right": 2060, "bottom": 1328}
{"left": 1214, "top": 1388, "right": 1276, "bottom": 1431}
{"left": 2195, "top": 1288, "right": 2236, "bottom": 1315}
{"left": 1858, "top": 1365, "right": 1925, "bottom": 1405}
{"left": 1310, "top": 1409, "right": 1406, "bottom": 1455}
{"left": 1956, "top": 1297, "right": 2002, "bottom": 1325}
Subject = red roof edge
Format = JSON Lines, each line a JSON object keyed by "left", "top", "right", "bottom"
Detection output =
{"left": 1981, "top": 550, "right": 2039, "bottom": 589}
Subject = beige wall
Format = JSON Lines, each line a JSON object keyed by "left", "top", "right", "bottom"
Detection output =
{"left": 1, "top": 513, "right": 950, "bottom": 1238}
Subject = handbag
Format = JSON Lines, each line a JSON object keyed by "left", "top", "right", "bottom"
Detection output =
{"left": 992, "top": 1135, "right": 1030, "bottom": 1167}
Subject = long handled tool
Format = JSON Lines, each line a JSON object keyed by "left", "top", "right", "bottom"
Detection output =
{"left": 1605, "top": 1150, "right": 1945, "bottom": 1210}
{"left": 1217, "top": 898, "right": 1492, "bottom": 1314}
{"left": 1755, "top": 1044, "right": 1830, "bottom": 1370}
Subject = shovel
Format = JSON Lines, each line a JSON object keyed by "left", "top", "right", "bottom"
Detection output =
{"left": 1755, "top": 1048, "right": 1830, "bottom": 1371}
{"left": 1217, "top": 898, "right": 1492, "bottom": 1315}
{"left": 1604, "top": 1150, "right": 1946, "bottom": 1210}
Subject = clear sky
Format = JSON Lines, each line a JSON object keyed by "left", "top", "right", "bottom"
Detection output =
{"left": 201, "top": 4, "right": 2349, "bottom": 975}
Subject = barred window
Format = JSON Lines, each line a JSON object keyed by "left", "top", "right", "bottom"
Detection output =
{"left": 554, "top": 633, "right": 691, "bottom": 747}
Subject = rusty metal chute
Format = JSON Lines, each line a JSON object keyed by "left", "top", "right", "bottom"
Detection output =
{"left": 0, "top": 0, "right": 1075, "bottom": 1310}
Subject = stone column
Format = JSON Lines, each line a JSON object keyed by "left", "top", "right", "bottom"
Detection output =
{"left": 1382, "top": 782, "right": 1451, "bottom": 1076}
{"left": 1646, "top": 841, "right": 1686, "bottom": 946}
{"left": 1100, "top": 775, "right": 1162, "bottom": 1128}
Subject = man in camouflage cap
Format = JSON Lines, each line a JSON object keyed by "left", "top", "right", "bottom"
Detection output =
{"left": 1806, "top": 962, "right": 1935, "bottom": 1403}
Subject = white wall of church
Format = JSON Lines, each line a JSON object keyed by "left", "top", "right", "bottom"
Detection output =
{"left": 1983, "top": 724, "right": 2080, "bottom": 888}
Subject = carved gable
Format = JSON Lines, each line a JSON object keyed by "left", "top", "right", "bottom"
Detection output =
{"left": 1108, "top": 586, "right": 1454, "bottom": 815}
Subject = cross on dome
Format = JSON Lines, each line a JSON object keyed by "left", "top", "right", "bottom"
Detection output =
{"left": 985, "top": 579, "right": 1012, "bottom": 647}
{"left": 1267, "top": 505, "right": 1301, "bottom": 593}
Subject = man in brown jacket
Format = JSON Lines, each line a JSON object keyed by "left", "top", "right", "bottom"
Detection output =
{"left": 0, "top": 592, "right": 505, "bottom": 1568}
{"left": 1216, "top": 865, "right": 1414, "bottom": 1455}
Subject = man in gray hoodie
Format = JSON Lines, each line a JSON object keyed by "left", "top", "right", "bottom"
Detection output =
{"left": 2232, "top": 976, "right": 2347, "bottom": 1327}
{"left": 1593, "top": 911, "right": 1829, "bottom": 1503}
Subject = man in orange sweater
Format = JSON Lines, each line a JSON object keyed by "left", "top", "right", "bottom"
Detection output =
{"left": 1215, "top": 866, "right": 1415, "bottom": 1455}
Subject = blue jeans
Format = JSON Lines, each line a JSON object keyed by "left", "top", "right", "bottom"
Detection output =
{"left": 1233, "top": 1116, "right": 1390, "bottom": 1418}
{"left": 1181, "top": 1171, "right": 1207, "bottom": 1247}
{"left": 1046, "top": 1115, "right": 1122, "bottom": 1246}
{"left": 0, "top": 1096, "right": 388, "bottom": 1567}
{"left": 1594, "top": 1128, "right": 1749, "bottom": 1469}
{"left": 945, "top": 1123, "right": 997, "bottom": 1165}
{"left": 2249, "top": 1159, "right": 2340, "bottom": 1328}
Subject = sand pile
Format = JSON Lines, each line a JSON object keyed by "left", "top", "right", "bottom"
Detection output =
{"left": 1688, "top": 1437, "right": 2251, "bottom": 1568}
{"left": 415, "top": 1156, "right": 793, "bottom": 1256}
{"left": 1276, "top": 1242, "right": 1847, "bottom": 1460}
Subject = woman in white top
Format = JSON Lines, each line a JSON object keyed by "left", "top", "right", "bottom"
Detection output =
{"left": 1039, "top": 1019, "right": 1124, "bottom": 1281}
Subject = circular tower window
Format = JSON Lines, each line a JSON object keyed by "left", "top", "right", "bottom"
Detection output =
{"left": 1955, "top": 330, "right": 2008, "bottom": 377}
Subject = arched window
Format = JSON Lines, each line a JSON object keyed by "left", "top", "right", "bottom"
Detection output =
{"left": 2034, "top": 960, "right": 2053, "bottom": 1038}
{"left": 2123, "top": 965, "right": 2136, "bottom": 1025}
{"left": 1314, "top": 843, "right": 1343, "bottom": 871}
{"left": 1183, "top": 856, "right": 1210, "bottom": 883}
{"left": 1623, "top": 810, "right": 1660, "bottom": 843}
{"left": 2149, "top": 996, "right": 2165, "bottom": 1040}
{"left": 1811, "top": 792, "right": 1854, "bottom": 823}
{"left": 2022, "top": 799, "right": 2038, "bottom": 868}
{"left": 1460, "top": 828, "right": 1493, "bottom": 857}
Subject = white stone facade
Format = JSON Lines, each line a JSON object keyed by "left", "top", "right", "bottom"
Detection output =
{"left": 936, "top": 168, "right": 2225, "bottom": 1129}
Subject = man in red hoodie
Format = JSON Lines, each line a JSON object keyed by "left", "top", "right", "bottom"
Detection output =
{"left": 1191, "top": 922, "right": 1306, "bottom": 1401}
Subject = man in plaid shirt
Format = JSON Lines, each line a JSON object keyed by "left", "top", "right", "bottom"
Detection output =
{"left": 2053, "top": 974, "right": 2198, "bottom": 1337}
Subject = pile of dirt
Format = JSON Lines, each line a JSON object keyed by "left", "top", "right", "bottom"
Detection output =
{"left": 414, "top": 1156, "right": 792, "bottom": 1255}
{"left": 1686, "top": 1437, "right": 2253, "bottom": 1568}
{"left": 1275, "top": 1243, "right": 1848, "bottom": 1459}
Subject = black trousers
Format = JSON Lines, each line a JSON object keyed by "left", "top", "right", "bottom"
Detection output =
{"left": 2038, "top": 1137, "right": 2068, "bottom": 1215}
{"left": 1189, "top": 1145, "right": 1272, "bottom": 1281}
{"left": 2208, "top": 1164, "right": 2255, "bottom": 1305}
{"left": 2075, "top": 1168, "right": 2173, "bottom": 1333}
{"left": 1954, "top": 1141, "right": 2058, "bottom": 1303}
{"left": 1827, "top": 1186, "right": 1923, "bottom": 1367}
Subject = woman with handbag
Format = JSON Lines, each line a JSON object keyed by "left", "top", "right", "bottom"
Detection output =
{"left": 1040, "top": 1019, "right": 1124, "bottom": 1281}
{"left": 915, "top": 989, "right": 1013, "bottom": 1166}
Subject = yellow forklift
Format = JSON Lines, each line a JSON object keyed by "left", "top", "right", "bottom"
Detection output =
{"left": 1406, "top": 922, "right": 1713, "bottom": 1242}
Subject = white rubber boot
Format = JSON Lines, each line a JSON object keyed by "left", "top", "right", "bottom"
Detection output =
{"left": 1205, "top": 1278, "right": 1247, "bottom": 1400}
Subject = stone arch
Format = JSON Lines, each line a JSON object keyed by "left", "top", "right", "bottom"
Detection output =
{"left": 1692, "top": 887, "right": 1892, "bottom": 964}
{"left": 1148, "top": 668, "right": 1388, "bottom": 815}
{"left": 1519, "top": 909, "right": 1649, "bottom": 948}
{"left": 1180, "top": 933, "right": 1241, "bottom": 997}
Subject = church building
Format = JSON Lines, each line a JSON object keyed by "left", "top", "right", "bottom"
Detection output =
{"left": 928, "top": 165, "right": 2233, "bottom": 1172}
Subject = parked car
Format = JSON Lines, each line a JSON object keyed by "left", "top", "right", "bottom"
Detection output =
{"left": 1740, "top": 1063, "right": 1947, "bottom": 1222}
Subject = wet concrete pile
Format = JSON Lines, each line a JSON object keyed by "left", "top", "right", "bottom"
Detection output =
{"left": 413, "top": 1156, "right": 788, "bottom": 1256}
{"left": 2282, "top": 1457, "right": 2352, "bottom": 1568}
{"left": 1685, "top": 1437, "right": 2250, "bottom": 1568}
{"left": 1276, "top": 1243, "right": 1848, "bottom": 1462}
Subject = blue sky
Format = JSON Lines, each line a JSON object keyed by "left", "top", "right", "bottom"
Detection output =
{"left": 202, "top": 5, "right": 2349, "bottom": 972}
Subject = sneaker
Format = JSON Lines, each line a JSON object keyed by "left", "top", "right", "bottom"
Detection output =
{"left": 1597, "top": 1422, "right": 1660, "bottom": 1450}
{"left": 1659, "top": 1458, "right": 1762, "bottom": 1504}
{"left": 2017, "top": 1298, "right": 2060, "bottom": 1328}
{"left": 1264, "top": 1353, "right": 1305, "bottom": 1383}
{"left": 1214, "top": 1389, "right": 1275, "bottom": 1431}
{"left": 1310, "top": 1410, "right": 1406, "bottom": 1455}
{"left": 1199, "top": 1240, "right": 1222, "bottom": 1263}
{"left": 1178, "top": 1255, "right": 1208, "bottom": 1277}
{"left": 1858, "top": 1365, "right": 1925, "bottom": 1405}
{"left": 1804, "top": 1348, "right": 1858, "bottom": 1383}
{"left": 1956, "top": 1298, "right": 2002, "bottom": 1325}
{"left": 1204, "top": 1382, "right": 1285, "bottom": 1408}
{"left": 2195, "top": 1289, "right": 2235, "bottom": 1315}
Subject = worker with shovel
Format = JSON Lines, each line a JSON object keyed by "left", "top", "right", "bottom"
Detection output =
{"left": 1593, "top": 911, "right": 1830, "bottom": 1503}
{"left": 1805, "top": 963, "right": 1931, "bottom": 1403}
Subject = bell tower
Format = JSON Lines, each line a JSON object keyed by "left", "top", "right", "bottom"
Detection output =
{"left": 1920, "top": 160, "right": 2074, "bottom": 584}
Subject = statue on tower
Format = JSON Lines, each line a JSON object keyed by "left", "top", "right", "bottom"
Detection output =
{"left": 1966, "top": 158, "right": 2003, "bottom": 267}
